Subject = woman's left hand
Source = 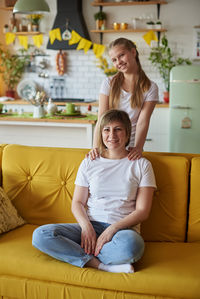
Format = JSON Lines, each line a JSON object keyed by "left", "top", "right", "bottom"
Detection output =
{"left": 127, "top": 147, "right": 142, "bottom": 161}
{"left": 94, "top": 225, "right": 117, "bottom": 256}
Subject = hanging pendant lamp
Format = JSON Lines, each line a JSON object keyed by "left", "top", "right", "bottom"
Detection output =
{"left": 13, "top": 0, "right": 50, "bottom": 14}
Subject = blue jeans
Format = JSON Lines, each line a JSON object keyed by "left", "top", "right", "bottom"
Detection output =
{"left": 32, "top": 221, "right": 145, "bottom": 268}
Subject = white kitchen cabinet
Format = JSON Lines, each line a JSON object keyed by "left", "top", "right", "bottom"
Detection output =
{"left": 144, "top": 107, "right": 169, "bottom": 152}
{"left": 0, "top": 120, "right": 94, "bottom": 149}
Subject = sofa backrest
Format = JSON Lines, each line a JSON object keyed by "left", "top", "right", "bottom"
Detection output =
{"left": 142, "top": 153, "right": 190, "bottom": 242}
{"left": 2, "top": 144, "right": 88, "bottom": 225}
{"left": 1, "top": 144, "right": 191, "bottom": 242}
{"left": 0, "top": 145, "right": 3, "bottom": 186}
{"left": 187, "top": 157, "right": 200, "bottom": 242}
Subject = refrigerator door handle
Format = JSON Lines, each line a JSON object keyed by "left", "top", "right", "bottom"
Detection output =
{"left": 171, "top": 79, "right": 200, "bottom": 83}
{"left": 171, "top": 105, "right": 192, "bottom": 109}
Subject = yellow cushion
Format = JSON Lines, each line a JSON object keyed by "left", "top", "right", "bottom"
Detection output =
{"left": 2, "top": 145, "right": 89, "bottom": 225}
{"left": 0, "top": 187, "right": 25, "bottom": 234}
{"left": 0, "top": 225, "right": 199, "bottom": 299}
{"left": 188, "top": 157, "right": 200, "bottom": 242}
{"left": 0, "top": 144, "right": 6, "bottom": 186}
{"left": 142, "top": 153, "right": 190, "bottom": 242}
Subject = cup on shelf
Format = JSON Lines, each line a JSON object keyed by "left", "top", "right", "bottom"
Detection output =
{"left": 66, "top": 103, "right": 76, "bottom": 114}
{"left": 113, "top": 23, "right": 120, "bottom": 30}
{"left": 121, "top": 23, "right": 128, "bottom": 30}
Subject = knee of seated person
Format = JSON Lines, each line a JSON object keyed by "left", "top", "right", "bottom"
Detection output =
{"left": 32, "top": 224, "right": 54, "bottom": 245}
{"left": 115, "top": 230, "right": 145, "bottom": 260}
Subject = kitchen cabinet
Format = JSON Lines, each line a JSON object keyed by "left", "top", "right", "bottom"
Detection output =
{"left": 0, "top": 118, "right": 95, "bottom": 149}
{"left": 144, "top": 106, "right": 169, "bottom": 152}
{"left": 91, "top": 1, "right": 167, "bottom": 44}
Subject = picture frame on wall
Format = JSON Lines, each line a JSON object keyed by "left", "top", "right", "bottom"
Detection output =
{"left": 193, "top": 26, "right": 200, "bottom": 60}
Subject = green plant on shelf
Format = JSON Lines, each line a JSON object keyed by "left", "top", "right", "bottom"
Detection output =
{"left": 94, "top": 11, "right": 107, "bottom": 21}
{"left": 27, "top": 14, "right": 43, "bottom": 25}
{"left": 149, "top": 35, "right": 192, "bottom": 92}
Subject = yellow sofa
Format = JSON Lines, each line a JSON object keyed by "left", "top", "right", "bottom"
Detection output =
{"left": 0, "top": 144, "right": 200, "bottom": 299}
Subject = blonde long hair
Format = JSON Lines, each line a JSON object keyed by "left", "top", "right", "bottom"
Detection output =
{"left": 108, "top": 38, "right": 151, "bottom": 109}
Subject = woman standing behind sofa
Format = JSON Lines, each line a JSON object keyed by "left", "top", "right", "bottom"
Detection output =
{"left": 32, "top": 110, "right": 156, "bottom": 273}
{"left": 89, "top": 37, "right": 158, "bottom": 161}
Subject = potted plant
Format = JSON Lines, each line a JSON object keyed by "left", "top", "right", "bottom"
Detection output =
{"left": 27, "top": 14, "right": 43, "bottom": 32}
{"left": 149, "top": 35, "right": 191, "bottom": 102}
{"left": 0, "top": 45, "right": 30, "bottom": 98}
{"left": 146, "top": 21, "right": 155, "bottom": 30}
{"left": 155, "top": 21, "right": 162, "bottom": 29}
{"left": 94, "top": 11, "right": 107, "bottom": 30}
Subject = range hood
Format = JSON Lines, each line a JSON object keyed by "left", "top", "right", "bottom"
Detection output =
{"left": 47, "top": 0, "right": 90, "bottom": 50}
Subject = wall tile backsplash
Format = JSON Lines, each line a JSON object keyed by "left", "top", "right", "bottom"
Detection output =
{"left": 23, "top": 42, "right": 166, "bottom": 103}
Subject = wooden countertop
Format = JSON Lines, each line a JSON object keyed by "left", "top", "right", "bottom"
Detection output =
{"left": 0, "top": 112, "right": 97, "bottom": 125}
{"left": 2, "top": 100, "right": 169, "bottom": 108}
{"left": 2, "top": 100, "right": 99, "bottom": 107}
{"left": 0, "top": 117, "right": 96, "bottom": 124}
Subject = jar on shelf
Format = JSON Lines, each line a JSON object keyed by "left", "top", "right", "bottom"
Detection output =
{"left": 9, "top": 16, "right": 17, "bottom": 31}
{"left": 19, "top": 18, "right": 28, "bottom": 32}
{"left": 32, "top": 24, "right": 39, "bottom": 32}
{"left": 5, "top": 0, "right": 17, "bottom": 7}
{"left": 3, "top": 24, "right": 9, "bottom": 33}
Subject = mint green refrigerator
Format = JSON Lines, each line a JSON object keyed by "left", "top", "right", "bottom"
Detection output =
{"left": 169, "top": 65, "right": 200, "bottom": 153}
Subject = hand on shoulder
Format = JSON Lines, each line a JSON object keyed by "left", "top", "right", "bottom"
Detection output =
{"left": 127, "top": 146, "right": 142, "bottom": 161}
{"left": 86, "top": 148, "right": 100, "bottom": 160}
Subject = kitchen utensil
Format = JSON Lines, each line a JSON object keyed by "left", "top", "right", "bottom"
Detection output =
{"left": 17, "top": 79, "right": 37, "bottom": 100}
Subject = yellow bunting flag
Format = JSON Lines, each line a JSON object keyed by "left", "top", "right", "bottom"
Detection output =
{"left": 49, "top": 28, "right": 62, "bottom": 44}
{"left": 18, "top": 35, "right": 28, "bottom": 49}
{"left": 5, "top": 32, "right": 16, "bottom": 45}
{"left": 93, "top": 43, "right": 105, "bottom": 58}
{"left": 76, "top": 38, "right": 92, "bottom": 54}
{"left": 143, "top": 30, "right": 158, "bottom": 46}
{"left": 32, "top": 34, "right": 43, "bottom": 48}
{"left": 68, "top": 30, "right": 81, "bottom": 45}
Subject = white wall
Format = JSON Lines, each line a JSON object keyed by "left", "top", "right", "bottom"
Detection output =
{"left": 0, "top": 0, "right": 200, "bottom": 101}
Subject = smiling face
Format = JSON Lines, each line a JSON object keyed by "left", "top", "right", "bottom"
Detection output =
{"left": 102, "top": 121, "right": 128, "bottom": 151}
{"left": 109, "top": 45, "right": 136, "bottom": 74}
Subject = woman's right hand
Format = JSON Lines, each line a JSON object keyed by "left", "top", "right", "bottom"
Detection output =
{"left": 86, "top": 148, "right": 100, "bottom": 160}
{"left": 81, "top": 223, "right": 97, "bottom": 255}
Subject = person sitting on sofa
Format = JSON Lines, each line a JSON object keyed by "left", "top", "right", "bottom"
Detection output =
{"left": 32, "top": 109, "right": 156, "bottom": 274}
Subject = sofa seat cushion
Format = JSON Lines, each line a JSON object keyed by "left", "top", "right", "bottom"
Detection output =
{"left": 0, "top": 225, "right": 199, "bottom": 299}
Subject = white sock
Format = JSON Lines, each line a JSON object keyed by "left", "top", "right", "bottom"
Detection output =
{"left": 98, "top": 263, "right": 134, "bottom": 273}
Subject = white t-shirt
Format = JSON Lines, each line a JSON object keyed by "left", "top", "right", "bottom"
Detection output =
{"left": 100, "top": 77, "right": 159, "bottom": 146}
{"left": 75, "top": 156, "right": 156, "bottom": 232}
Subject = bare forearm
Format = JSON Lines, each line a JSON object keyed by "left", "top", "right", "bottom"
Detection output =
{"left": 71, "top": 201, "right": 91, "bottom": 228}
{"left": 113, "top": 187, "right": 154, "bottom": 232}
{"left": 134, "top": 120, "right": 149, "bottom": 151}
{"left": 92, "top": 121, "right": 99, "bottom": 148}
{"left": 112, "top": 209, "right": 148, "bottom": 233}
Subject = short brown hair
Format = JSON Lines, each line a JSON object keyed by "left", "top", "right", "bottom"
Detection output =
{"left": 97, "top": 109, "right": 132, "bottom": 154}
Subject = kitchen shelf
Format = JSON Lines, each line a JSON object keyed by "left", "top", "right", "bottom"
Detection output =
{"left": 91, "top": 0, "right": 167, "bottom": 44}
{"left": 12, "top": 31, "right": 42, "bottom": 36}
{"left": 0, "top": 6, "right": 14, "bottom": 11}
{"left": 91, "top": 28, "right": 167, "bottom": 33}
{"left": 91, "top": 1, "right": 167, "bottom": 7}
